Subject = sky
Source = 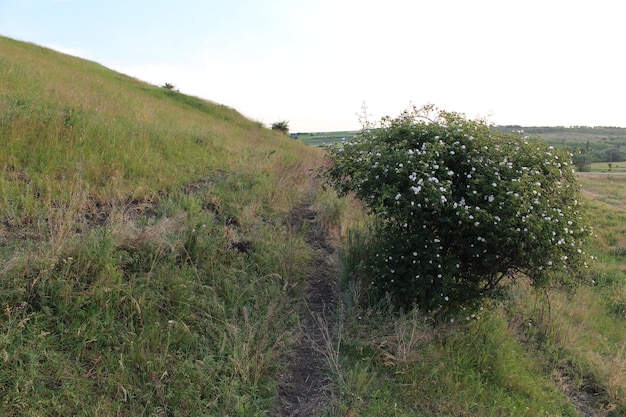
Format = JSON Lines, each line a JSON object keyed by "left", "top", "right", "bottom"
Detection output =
{"left": 1, "top": 0, "right": 625, "bottom": 132}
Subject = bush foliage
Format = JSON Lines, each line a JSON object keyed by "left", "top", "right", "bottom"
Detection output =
{"left": 271, "top": 120, "right": 290, "bottom": 135}
{"left": 322, "top": 106, "right": 592, "bottom": 313}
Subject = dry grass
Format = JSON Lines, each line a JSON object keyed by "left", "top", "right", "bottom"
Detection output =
{"left": 499, "top": 173, "right": 626, "bottom": 412}
{"left": 0, "top": 36, "right": 326, "bottom": 416}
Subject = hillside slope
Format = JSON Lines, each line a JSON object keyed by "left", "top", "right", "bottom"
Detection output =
{"left": 0, "top": 36, "right": 329, "bottom": 415}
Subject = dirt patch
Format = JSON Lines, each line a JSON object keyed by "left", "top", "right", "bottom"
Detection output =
{"left": 510, "top": 315, "right": 611, "bottom": 417}
{"left": 581, "top": 188, "right": 603, "bottom": 202}
{"left": 552, "top": 363, "right": 611, "bottom": 417}
{"left": 274, "top": 200, "right": 338, "bottom": 416}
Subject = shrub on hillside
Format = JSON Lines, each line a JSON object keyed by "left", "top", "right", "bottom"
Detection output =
{"left": 322, "top": 105, "right": 592, "bottom": 314}
{"left": 271, "top": 120, "right": 289, "bottom": 135}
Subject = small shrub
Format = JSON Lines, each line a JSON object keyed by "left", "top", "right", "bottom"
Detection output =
{"left": 322, "top": 105, "right": 592, "bottom": 314}
{"left": 271, "top": 120, "right": 289, "bottom": 135}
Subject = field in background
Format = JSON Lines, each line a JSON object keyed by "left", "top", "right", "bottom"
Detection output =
{"left": 296, "top": 127, "right": 626, "bottom": 172}
{"left": 589, "top": 162, "right": 626, "bottom": 173}
{"left": 498, "top": 125, "right": 626, "bottom": 147}
{"left": 290, "top": 130, "right": 356, "bottom": 146}
{"left": 295, "top": 126, "right": 626, "bottom": 147}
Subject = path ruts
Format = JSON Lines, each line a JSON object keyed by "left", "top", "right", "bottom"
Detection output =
{"left": 274, "top": 201, "right": 337, "bottom": 416}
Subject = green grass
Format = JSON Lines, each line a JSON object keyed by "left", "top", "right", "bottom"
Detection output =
{"left": 0, "top": 36, "right": 325, "bottom": 416}
{"left": 4, "top": 35, "right": 626, "bottom": 416}
{"left": 291, "top": 130, "right": 357, "bottom": 147}
{"left": 322, "top": 174, "right": 626, "bottom": 416}
{"left": 586, "top": 162, "right": 626, "bottom": 173}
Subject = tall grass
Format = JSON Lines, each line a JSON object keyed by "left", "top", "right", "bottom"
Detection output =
{"left": 501, "top": 174, "right": 626, "bottom": 414}
{"left": 321, "top": 173, "right": 626, "bottom": 415}
{"left": 7, "top": 35, "right": 626, "bottom": 416}
{"left": 0, "top": 36, "right": 326, "bottom": 415}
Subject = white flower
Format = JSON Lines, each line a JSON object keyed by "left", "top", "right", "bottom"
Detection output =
{"left": 395, "top": 193, "right": 401, "bottom": 200}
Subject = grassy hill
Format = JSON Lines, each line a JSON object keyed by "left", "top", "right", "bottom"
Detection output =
{"left": 0, "top": 36, "right": 328, "bottom": 415}
{"left": 2, "top": 36, "right": 626, "bottom": 416}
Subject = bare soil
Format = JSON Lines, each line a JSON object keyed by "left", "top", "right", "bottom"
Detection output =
{"left": 274, "top": 201, "right": 338, "bottom": 416}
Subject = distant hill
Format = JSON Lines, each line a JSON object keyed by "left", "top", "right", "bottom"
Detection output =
{"left": 290, "top": 130, "right": 357, "bottom": 146}
{"left": 295, "top": 125, "right": 626, "bottom": 164}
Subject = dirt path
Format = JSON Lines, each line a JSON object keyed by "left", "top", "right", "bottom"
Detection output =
{"left": 551, "top": 361, "right": 610, "bottom": 417}
{"left": 274, "top": 201, "right": 338, "bottom": 416}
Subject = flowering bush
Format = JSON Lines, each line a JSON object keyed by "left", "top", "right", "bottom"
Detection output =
{"left": 323, "top": 106, "right": 591, "bottom": 313}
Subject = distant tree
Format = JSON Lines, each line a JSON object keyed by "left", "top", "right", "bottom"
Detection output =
{"left": 605, "top": 148, "right": 624, "bottom": 163}
{"left": 271, "top": 121, "right": 289, "bottom": 135}
{"left": 572, "top": 152, "right": 591, "bottom": 172}
{"left": 162, "top": 82, "right": 176, "bottom": 90}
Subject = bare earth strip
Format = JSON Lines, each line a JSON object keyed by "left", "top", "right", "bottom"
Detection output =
{"left": 274, "top": 201, "right": 338, "bottom": 416}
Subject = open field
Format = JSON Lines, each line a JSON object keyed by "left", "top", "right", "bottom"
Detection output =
{"left": 588, "top": 162, "right": 626, "bottom": 173}
{"left": 493, "top": 125, "right": 626, "bottom": 146}
{"left": 298, "top": 127, "right": 626, "bottom": 171}
{"left": 290, "top": 130, "right": 356, "bottom": 146}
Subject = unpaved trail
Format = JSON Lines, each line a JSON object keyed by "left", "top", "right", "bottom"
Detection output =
{"left": 274, "top": 200, "right": 338, "bottom": 416}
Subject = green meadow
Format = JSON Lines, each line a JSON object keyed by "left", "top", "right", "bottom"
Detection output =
{"left": 290, "top": 130, "right": 357, "bottom": 147}
{"left": 2, "top": 36, "right": 626, "bottom": 416}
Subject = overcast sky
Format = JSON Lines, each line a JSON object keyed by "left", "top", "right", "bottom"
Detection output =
{"left": 1, "top": 0, "right": 624, "bottom": 132}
